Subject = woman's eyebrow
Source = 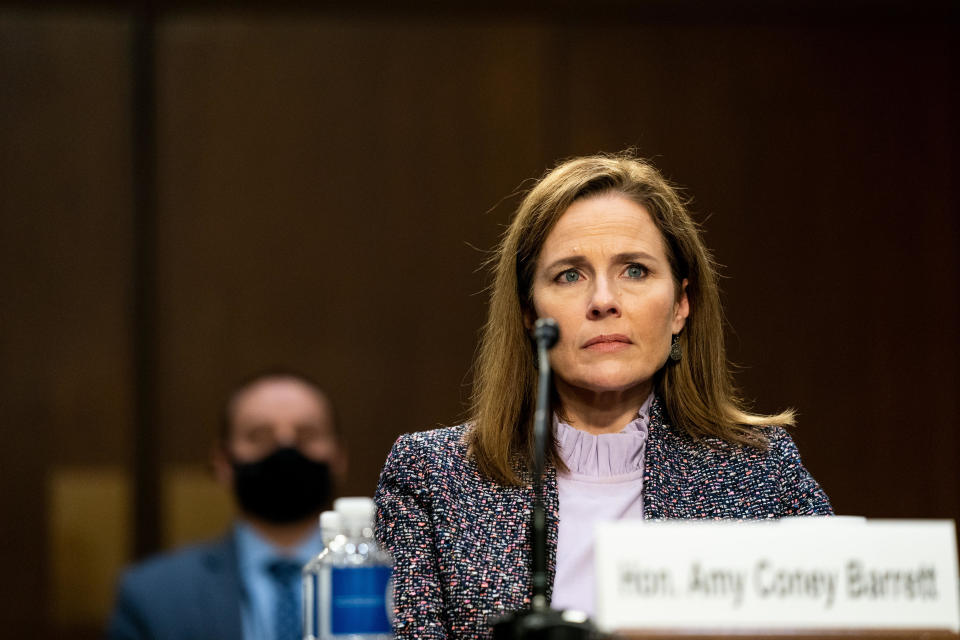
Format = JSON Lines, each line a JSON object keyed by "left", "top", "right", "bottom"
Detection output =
{"left": 613, "top": 251, "right": 658, "bottom": 263}
{"left": 542, "top": 251, "right": 659, "bottom": 274}
{"left": 541, "top": 255, "right": 588, "bottom": 273}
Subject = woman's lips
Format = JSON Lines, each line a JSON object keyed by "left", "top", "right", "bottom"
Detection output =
{"left": 582, "top": 334, "right": 632, "bottom": 352}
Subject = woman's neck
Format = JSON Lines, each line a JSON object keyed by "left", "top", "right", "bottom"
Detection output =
{"left": 554, "top": 380, "right": 652, "bottom": 435}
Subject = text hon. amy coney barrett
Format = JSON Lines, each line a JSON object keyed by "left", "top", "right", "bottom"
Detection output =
{"left": 618, "top": 559, "right": 940, "bottom": 609}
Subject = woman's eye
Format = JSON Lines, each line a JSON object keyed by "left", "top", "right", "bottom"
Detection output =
{"left": 558, "top": 270, "right": 581, "bottom": 283}
{"left": 625, "top": 264, "right": 647, "bottom": 279}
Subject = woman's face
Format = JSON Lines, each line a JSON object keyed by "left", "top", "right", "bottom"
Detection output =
{"left": 529, "top": 192, "right": 689, "bottom": 396}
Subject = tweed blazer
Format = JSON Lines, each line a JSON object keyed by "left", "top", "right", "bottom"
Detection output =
{"left": 374, "top": 398, "right": 832, "bottom": 640}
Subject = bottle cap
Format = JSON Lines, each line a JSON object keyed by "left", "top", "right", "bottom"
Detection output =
{"left": 333, "top": 497, "right": 376, "bottom": 529}
{"left": 319, "top": 510, "right": 342, "bottom": 543}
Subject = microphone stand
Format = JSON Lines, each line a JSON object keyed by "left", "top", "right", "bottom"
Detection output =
{"left": 490, "top": 318, "right": 599, "bottom": 640}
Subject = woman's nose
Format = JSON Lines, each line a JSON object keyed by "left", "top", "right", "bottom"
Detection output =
{"left": 588, "top": 278, "right": 621, "bottom": 318}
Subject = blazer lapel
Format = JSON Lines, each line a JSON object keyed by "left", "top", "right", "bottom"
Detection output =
{"left": 642, "top": 397, "right": 681, "bottom": 520}
{"left": 488, "top": 465, "right": 560, "bottom": 610}
{"left": 199, "top": 533, "right": 245, "bottom": 640}
{"left": 544, "top": 465, "right": 559, "bottom": 602}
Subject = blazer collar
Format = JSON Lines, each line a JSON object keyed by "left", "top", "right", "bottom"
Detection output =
{"left": 199, "top": 531, "right": 245, "bottom": 640}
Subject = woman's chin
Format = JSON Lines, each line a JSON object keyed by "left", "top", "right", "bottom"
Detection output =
{"left": 563, "top": 372, "right": 653, "bottom": 396}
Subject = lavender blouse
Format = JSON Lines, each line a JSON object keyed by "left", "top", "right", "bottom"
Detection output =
{"left": 551, "top": 393, "right": 653, "bottom": 616}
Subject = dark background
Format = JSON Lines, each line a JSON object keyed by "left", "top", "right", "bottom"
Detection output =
{"left": 1, "top": 1, "right": 956, "bottom": 637}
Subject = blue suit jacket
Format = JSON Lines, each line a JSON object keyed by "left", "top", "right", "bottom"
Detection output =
{"left": 105, "top": 533, "right": 244, "bottom": 640}
{"left": 374, "top": 397, "right": 832, "bottom": 640}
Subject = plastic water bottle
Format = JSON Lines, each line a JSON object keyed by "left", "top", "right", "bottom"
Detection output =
{"left": 303, "top": 497, "right": 393, "bottom": 640}
{"left": 303, "top": 510, "right": 343, "bottom": 640}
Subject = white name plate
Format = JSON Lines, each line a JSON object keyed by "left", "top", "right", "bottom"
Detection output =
{"left": 595, "top": 518, "right": 959, "bottom": 633}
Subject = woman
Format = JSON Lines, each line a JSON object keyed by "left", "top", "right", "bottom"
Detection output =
{"left": 375, "top": 153, "right": 831, "bottom": 640}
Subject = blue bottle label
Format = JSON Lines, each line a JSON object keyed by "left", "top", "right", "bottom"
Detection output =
{"left": 330, "top": 566, "right": 393, "bottom": 635}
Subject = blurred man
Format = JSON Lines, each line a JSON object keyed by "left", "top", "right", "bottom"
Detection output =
{"left": 107, "top": 371, "right": 346, "bottom": 640}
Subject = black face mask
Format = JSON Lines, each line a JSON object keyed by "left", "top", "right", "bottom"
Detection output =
{"left": 231, "top": 447, "right": 333, "bottom": 524}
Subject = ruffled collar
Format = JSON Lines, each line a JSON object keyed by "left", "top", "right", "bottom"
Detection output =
{"left": 554, "top": 392, "right": 653, "bottom": 477}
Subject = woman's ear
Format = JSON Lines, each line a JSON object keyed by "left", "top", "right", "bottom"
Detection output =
{"left": 673, "top": 278, "right": 690, "bottom": 333}
{"left": 522, "top": 307, "right": 537, "bottom": 332}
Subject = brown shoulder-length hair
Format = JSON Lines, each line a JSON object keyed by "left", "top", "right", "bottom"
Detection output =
{"left": 466, "top": 152, "right": 794, "bottom": 486}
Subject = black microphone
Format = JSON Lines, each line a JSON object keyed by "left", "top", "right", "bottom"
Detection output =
{"left": 530, "top": 318, "right": 557, "bottom": 608}
{"left": 533, "top": 317, "right": 559, "bottom": 350}
{"left": 490, "top": 318, "right": 599, "bottom": 640}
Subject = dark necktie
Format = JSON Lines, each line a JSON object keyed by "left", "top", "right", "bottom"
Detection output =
{"left": 267, "top": 559, "right": 302, "bottom": 640}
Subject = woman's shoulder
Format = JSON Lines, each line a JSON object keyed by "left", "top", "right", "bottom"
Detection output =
{"left": 652, "top": 414, "right": 799, "bottom": 465}
{"left": 389, "top": 424, "right": 470, "bottom": 456}
{"left": 381, "top": 424, "right": 475, "bottom": 477}
{"left": 377, "top": 423, "right": 503, "bottom": 511}
{"left": 649, "top": 395, "right": 800, "bottom": 458}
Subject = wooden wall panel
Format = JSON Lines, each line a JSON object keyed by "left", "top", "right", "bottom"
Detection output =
{"left": 0, "top": 10, "right": 132, "bottom": 638}
{"left": 560, "top": 22, "right": 958, "bottom": 518}
{"left": 155, "top": 14, "right": 551, "bottom": 503}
